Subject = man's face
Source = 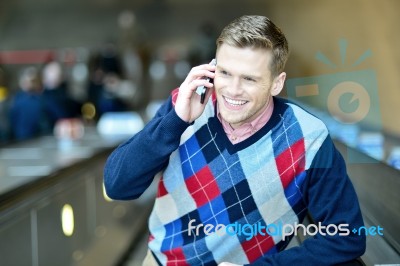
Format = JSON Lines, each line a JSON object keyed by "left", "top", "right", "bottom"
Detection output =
{"left": 214, "top": 43, "right": 284, "bottom": 128}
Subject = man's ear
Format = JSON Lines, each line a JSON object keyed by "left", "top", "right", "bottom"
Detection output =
{"left": 271, "top": 72, "right": 286, "bottom": 96}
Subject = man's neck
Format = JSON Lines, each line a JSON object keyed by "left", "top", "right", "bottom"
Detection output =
{"left": 217, "top": 97, "right": 275, "bottom": 144}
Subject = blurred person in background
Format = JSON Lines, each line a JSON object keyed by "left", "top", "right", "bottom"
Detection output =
{"left": 87, "top": 47, "right": 135, "bottom": 118}
{"left": 97, "top": 72, "right": 129, "bottom": 116}
{"left": 99, "top": 42, "right": 124, "bottom": 77}
{"left": 9, "top": 66, "right": 50, "bottom": 140}
{"left": 41, "top": 61, "right": 81, "bottom": 129}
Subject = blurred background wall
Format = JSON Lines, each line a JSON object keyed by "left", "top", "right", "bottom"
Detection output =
{"left": 0, "top": 0, "right": 399, "bottom": 136}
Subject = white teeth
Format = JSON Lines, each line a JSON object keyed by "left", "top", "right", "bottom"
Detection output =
{"left": 224, "top": 97, "right": 247, "bottom": 106}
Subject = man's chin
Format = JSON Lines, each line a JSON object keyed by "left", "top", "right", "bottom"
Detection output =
{"left": 220, "top": 114, "right": 244, "bottom": 127}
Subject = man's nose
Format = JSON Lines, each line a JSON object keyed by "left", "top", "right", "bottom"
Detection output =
{"left": 229, "top": 77, "right": 243, "bottom": 95}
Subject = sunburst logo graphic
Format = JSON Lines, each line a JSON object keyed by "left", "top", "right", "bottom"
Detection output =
{"left": 286, "top": 39, "right": 382, "bottom": 162}
{"left": 315, "top": 39, "right": 372, "bottom": 69}
{"left": 286, "top": 38, "right": 381, "bottom": 126}
{"left": 314, "top": 39, "right": 374, "bottom": 124}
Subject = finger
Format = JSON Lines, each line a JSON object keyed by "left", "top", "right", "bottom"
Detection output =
{"left": 178, "top": 79, "right": 213, "bottom": 100}
{"left": 202, "top": 84, "right": 215, "bottom": 103}
{"left": 191, "top": 79, "right": 214, "bottom": 89}
{"left": 187, "top": 64, "right": 216, "bottom": 79}
{"left": 192, "top": 62, "right": 217, "bottom": 72}
{"left": 181, "top": 75, "right": 214, "bottom": 89}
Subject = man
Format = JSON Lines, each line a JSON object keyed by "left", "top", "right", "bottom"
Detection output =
{"left": 104, "top": 15, "right": 366, "bottom": 265}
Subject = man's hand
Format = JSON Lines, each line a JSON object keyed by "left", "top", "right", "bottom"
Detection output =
{"left": 174, "top": 63, "right": 216, "bottom": 123}
{"left": 218, "top": 262, "right": 242, "bottom": 266}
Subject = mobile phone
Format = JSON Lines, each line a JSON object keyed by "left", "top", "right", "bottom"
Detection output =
{"left": 195, "top": 58, "right": 216, "bottom": 104}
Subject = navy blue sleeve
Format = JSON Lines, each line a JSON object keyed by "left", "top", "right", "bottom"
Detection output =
{"left": 251, "top": 136, "right": 366, "bottom": 265}
{"left": 103, "top": 97, "right": 190, "bottom": 200}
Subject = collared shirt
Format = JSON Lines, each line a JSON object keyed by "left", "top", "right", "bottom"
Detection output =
{"left": 217, "top": 98, "right": 274, "bottom": 144}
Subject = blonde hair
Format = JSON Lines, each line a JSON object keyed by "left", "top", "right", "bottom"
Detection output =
{"left": 217, "top": 15, "right": 289, "bottom": 77}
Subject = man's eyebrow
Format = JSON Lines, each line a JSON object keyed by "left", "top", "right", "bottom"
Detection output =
{"left": 216, "top": 64, "right": 226, "bottom": 70}
{"left": 239, "top": 73, "right": 262, "bottom": 81}
{"left": 216, "top": 65, "right": 260, "bottom": 79}
{"left": 215, "top": 65, "right": 230, "bottom": 74}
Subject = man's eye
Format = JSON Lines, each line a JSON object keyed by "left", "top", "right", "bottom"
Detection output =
{"left": 244, "top": 77, "right": 255, "bottom": 82}
{"left": 219, "top": 70, "right": 229, "bottom": 76}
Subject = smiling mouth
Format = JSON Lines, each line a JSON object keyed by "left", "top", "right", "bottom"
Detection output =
{"left": 223, "top": 96, "right": 248, "bottom": 107}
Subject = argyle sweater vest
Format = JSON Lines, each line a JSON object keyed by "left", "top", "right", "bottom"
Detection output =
{"left": 147, "top": 95, "right": 331, "bottom": 265}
